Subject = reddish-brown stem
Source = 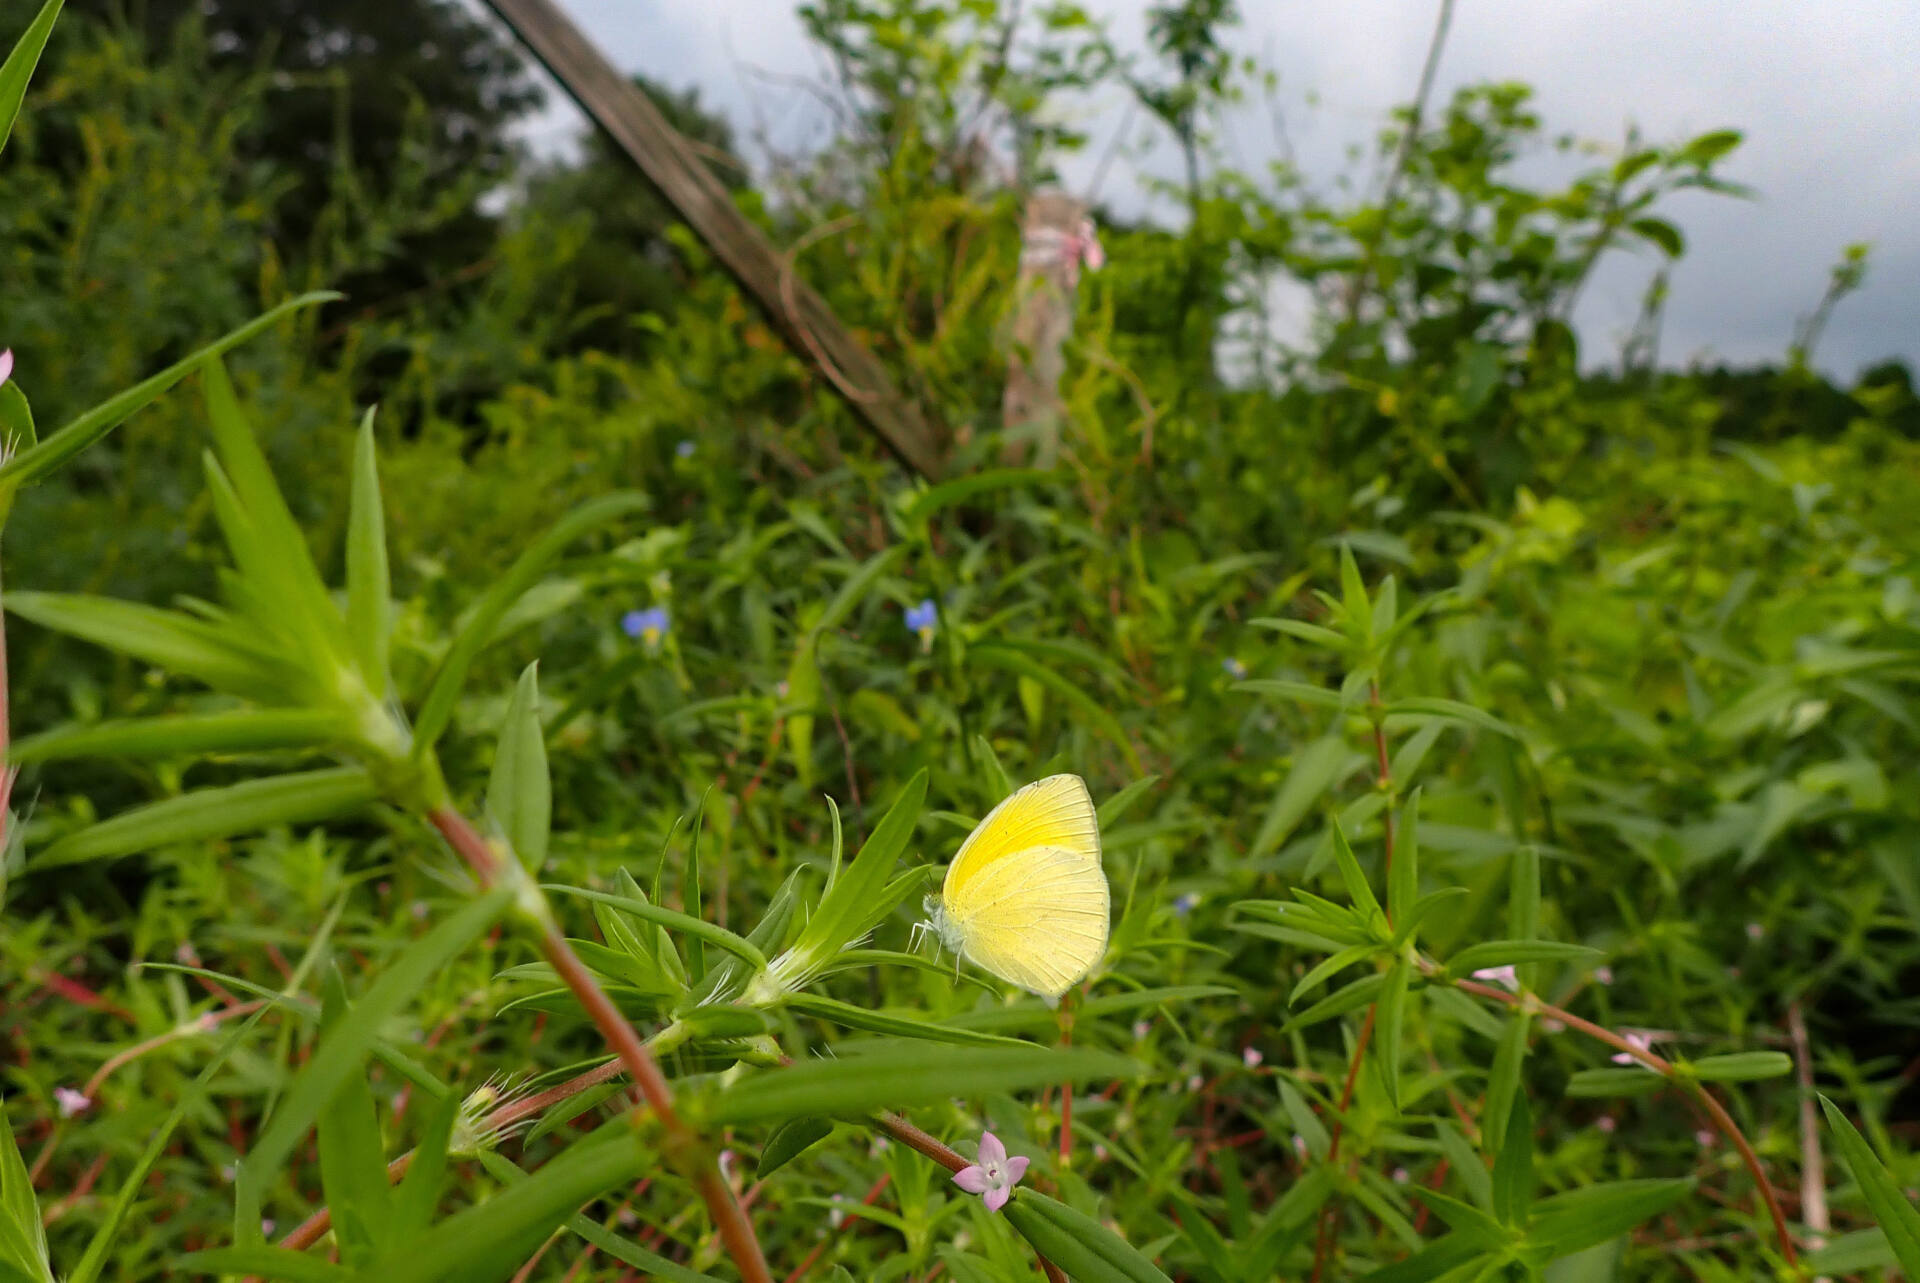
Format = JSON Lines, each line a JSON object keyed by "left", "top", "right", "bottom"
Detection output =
{"left": 1454, "top": 977, "right": 1799, "bottom": 1266}
{"left": 427, "top": 807, "right": 772, "bottom": 1283}
{"left": 1058, "top": 990, "right": 1075, "bottom": 1169}
{"left": 1310, "top": 684, "right": 1396, "bottom": 1283}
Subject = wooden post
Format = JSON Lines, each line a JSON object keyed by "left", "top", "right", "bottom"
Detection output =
{"left": 1001, "top": 190, "right": 1097, "bottom": 467}
{"left": 481, "top": 0, "right": 943, "bottom": 480}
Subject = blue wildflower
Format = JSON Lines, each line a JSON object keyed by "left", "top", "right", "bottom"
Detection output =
{"left": 1222, "top": 657, "right": 1248, "bottom": 680}
{"left": 904, "top": 598, "right": 937, "bottom": 652}
{"left": 1173, "top": 892, "right": 1200, "bottom": 916}
{"left": 622, "top": 606, "right": 670, "bottom": 647}
{"left": 675, "top": 440, "right": 696, "bottom": 459}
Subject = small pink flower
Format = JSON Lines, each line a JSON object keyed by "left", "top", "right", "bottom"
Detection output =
{"left": 1291, "top": 1134, "right": 1309, "bottom": 1160}
{"left": 952, "top": 1131, "right": 1029, "bottom": 1213}
{"left": 1611, "top": 1032, "right": 1655, "bottom": 1066}
{"left": 261, "top": 1219, "right": 275, "bottom": 1237}
{"left": 1242, "top": 1046, "right": 1264, "bottom": 1068}
{"left": 1695, "top": 1129, "right": 1715, "bottom": 1147}
{"left": 1596, "top": 1115, "right": 1617, "bottom": 1134}
{"left": 1132, "top": 1019, "right": 1151, "bottom": 1041}
{"left": 1186, "top": 1073, "right": 1204, "bottom": 1092}
{"left": 0, "top": 350, "right": 13, "bottom": 387}
{"left": 1593, "top": 965, "right": 1614, "bottom": 986}
{"left": 1745, "top": 922, "right": 1764, "bottom": 941}
{"left": 1472, "top": 965, "right": 1519, "bottom": 990}
{"left": 1391, "top": 1167, "right": 1410, "bottom": 1184}
{"left": 1541, "top": 1018, "right": 1566, "bottom": 1034}
{"left": 1093, "top": 1143, "right": 1109, "bottom": 1161}
{"left": 54, "top": 1087, "right": 92, "bottom": 1118}
{"left": 718, "top": 1149, "right": 737, "bottom": 1183}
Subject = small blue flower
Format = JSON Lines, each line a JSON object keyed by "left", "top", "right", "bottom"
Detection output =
{"left": 1222, "top": 657, "right": 1248, "bottom": 680}
{"left": 622, "top": 606, "right": 670, "bottom": 646}
{"left": 904, "top": 598, "right": 938, "bottom": 651}
{"left": 675, "top": 439, "right": 696, "bottom": 459}
{"left": 1173, "top": 892, "right": 1200, "bottom": 916}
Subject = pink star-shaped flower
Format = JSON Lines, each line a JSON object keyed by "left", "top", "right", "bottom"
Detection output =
{"left": 952, "top": 1130, "right": 1029, "bottom": 1213}
{"left": 54, "top": 1087, "right": 91, "bottom": 1118}
{"left": 0, "top": 349, "right": 13, "bottom": 388}
{"left": 1611, "top": 1031, "right": 1655, "bottom": 1066}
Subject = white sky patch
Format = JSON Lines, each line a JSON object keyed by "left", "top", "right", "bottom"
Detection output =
{"left": 498, "top": 0, "right": 1918, "bottom": 379}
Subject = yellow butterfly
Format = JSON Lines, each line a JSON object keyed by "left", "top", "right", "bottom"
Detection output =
{"left": 923, "top": 774, "right": 1110, "bottom": 998}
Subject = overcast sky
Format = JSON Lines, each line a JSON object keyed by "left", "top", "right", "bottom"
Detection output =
{"left": 518, "top": 1, "right": 1918, "bottom": 380}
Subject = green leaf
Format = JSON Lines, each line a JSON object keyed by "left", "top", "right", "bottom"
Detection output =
{"left": 1354, "top": 1234, "right": 1487, "bottom": 1283}
{"left": 1327, "top": 819, "right": 1385, "bottom": 926}
{"left": 351, "top": 1126, "right": 651, "bottom": 1283}
{"left": 1686, "top": 1051, "right": 1792, "bottom": 1083}
{"left": 1509, "top": 846, "right": 1541, "bottom": 988}
{"left": 783, "top": 993, "right": 1030, "bottom": 1047}
{"left": 1389, "top": 789, "right": 1420, "bottom": 927}
{"left": 1493, "top": 1088, "right": 1532, "bottom": 1225}
{"left": 315, "top": 970, "right": 396, "bottom": 1267}
{"left": 1287, "top": 972, "right": 1386, "bottom": 1031}
{"left": 1280, "top": 1081, "right": 1330, "bottom": 1161}
{"left": 705, "top": 1043, "right": 1136, "bottom": 1125}
{"left": 775, "top": 770, "right": 926, "bottom": 983}
{"left": 970, "top": 645, "right": 1142, "bottom": 773}
{"left": 346, "top": 408, "right": 393, "bottom": 698}
{"left": 392, "top": 1092, "right": 457, "bottom": 1238}
{"left": 1289, "top": 942, "right": 1379, "bottom": 1007}
{"left": 1338, "top": 543, "right": 1370, "bottom": 632}
{"left": 0, "top": 0, "right": 64, "bottom": 159}
{"left": 1527, "top": 1180, "right": 1694, "bottom": 1257}
{"left": 242, "top": 889, "right": 511, "bottom": 1220}
{"left": 1563, "top": 1069, "right": 1667, "bottom": 1098}
{"left": 1483, "top": 1013, "right": 1530, "bottom": 1158}
{"left": 488, "top": 664, "right": 551, "bottom": 873}
{"left": 758, "top": 1117, "right": 834, "bottom": 1178}
{"left": 0, "top": 1096, "right": 52, "bottom": 1283}
{"left": 6, "top": 708, "right": 348, "bottom": 765}
{"left": 1383, "top": 697, "right": 1521, "bottom": 740}
{"left": 1628, "top": 217, "right": 1684, "bottom": 258}
{"left": 1820, "top": 1095, "right": 1920, "bottom": 1276}
{"left": 1235, "top": 678, "right": 1352, "bottom": 710}
{"left": 34, "top": 767, "right": 378, "bottom": 869}
{"left": 1375, "top": 956, "right": 1409, "bottom": 1111}
{"left": 1251, "top": 617, "right": 1351, "bottom": 652}
{"left": 0, "top": 293, "right": 337, "bottom": 498}
{"left": 3, "top": 592, "right": 294, "bottom": 702}
{"left": 902, "top": 468, "right": 1049, "bottom": 528}
{"left": 544, "top": 886, "right": 765, "bottom": 970}
{"left": 413, "top": 491, "right": 647, "bottom": 750}
{"left": 1096, "top": 773, "right": 1160, "bottom": 828}
{"left": 1448, "top": 940, "right": 1602, "bottom": 977}
{"left": 1251, "top": 735, "right": 1363, "bottom": 860}
{"left": 1003, "top": 1189, "right": 1173, "bottom": 1283}
{"left": 1435, "top": 1119, "right": 1494, "bottom": 1212}
{"left": 175, "top": 1248, "right": 353, "bottom": 1282}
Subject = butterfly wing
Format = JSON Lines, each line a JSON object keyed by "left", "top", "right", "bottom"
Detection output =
{"left": 943, "top": 844, "right": 1109, "bottom": 998}
{"left": 945, "top": 775, "right": 1100, "bottom": 903}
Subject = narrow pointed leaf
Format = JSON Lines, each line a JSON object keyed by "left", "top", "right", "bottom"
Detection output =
{"left": 35, "top": 767, "right": 377, "bottom": 869}
{"left": 1493, "top": 1089, "right": 1533, "bottom": 1225}
{"left": 7, "top": 708, "right": 347, "bottom": 765}
{"left": 1003, "top": 1188, "right": 1173, "bottom": 1283}
{"left": 758, "top": 1117, "right": 834, "bottom": 1178}
{"left": 315, "top": 970, "right": 395, "bottom": 1266}
{"left": 4, "top": 592, "right": 291, "bottom": 701}
{"left": 0, "top": 1093, "right": 53, "bottom": 1283}
{"left": 488, "top": 664, "right": 550, "bottom": 872}
{"left": 0, "top": 0, "right": 64, "bottom": 159}
{"left": 346, "top": 408, "right": 392, "bottom": 698}
{"left": 1819, "top": 1096, "right": 1920, "bottom": 1276}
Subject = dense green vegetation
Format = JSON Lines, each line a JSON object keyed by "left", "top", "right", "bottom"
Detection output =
{"left": 3, "top": 1, "right": 1918, "bottom": 1280}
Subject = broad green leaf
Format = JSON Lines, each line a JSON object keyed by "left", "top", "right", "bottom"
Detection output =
{"left": 35, "top": 767, "right": 378, "bottom": 869}
{"left": 758, "top": 1117, "right": 834, "bottom": 1177}
{"left": 351, "top": 1126, "right": 651, "bottom": 1283}
{"left": 783, "top": 993, "right": 1030, "bottom": 1046}
{"left": 705, "top": 1043, "right": 1135, "bottom": 1125}
{"left": 0, "top": 0, "right": 64, "bottom": 159}
{"left": 413, "top": 491, "right": 648, "bottom": 750}
{"left": 1527, "top": 1180, "right": 1694, "bottom": 1257}
{"left": 1820, "top": 1095, "right": 1920, "bottom": 1276}
{"left": 7, "top": 708, "right": 348, "bottom": 765}
{"left": 315, "top": 970, "right": 395, "bottom": 1267}
{"left": 1686, "top": 1051, "right": 1792, "bottom": 1083}
{"left": 1250, "top": 736, "right": 1362, "bottom": 859}
{"left": 1493, "top": 1089, "right": 1533, "bottom": 1225}
{"left": 488, "top": 663, "right": 551, "bottom": 872}
{"left": 1563, "top": 1069, "right": 1667, "bottom": 1098}
{"left": 0, "top": 1095, "right": 52, "bottom": 1283}
{"left": 346, "top": 408, "right": 392, "bottom": 698}
{"left": 242, "top": 889, "right": 511, "bottom": 1218}
{"left": 1003, "top": 1189, "right": 1173, "bottom": 1283}
{"left": 0, "top": 293, "right": 337, "bottom": 497}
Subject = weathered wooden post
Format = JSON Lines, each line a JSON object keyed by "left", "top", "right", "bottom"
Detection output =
{"left": 1000, "top": 190, "right": 1102, "bottom": 467}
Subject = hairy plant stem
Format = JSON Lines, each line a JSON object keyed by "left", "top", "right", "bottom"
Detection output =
{"left": 1455, "top": 977, "right": 1799, "bottom": 1266}
{"left": 427, "top": 806, "right": 773, "bottom": 1283}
